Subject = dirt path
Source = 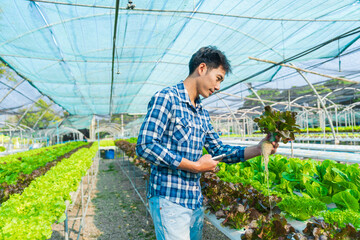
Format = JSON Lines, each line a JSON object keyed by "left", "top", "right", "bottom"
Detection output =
{"left": 51, "top": 157, "right": 228, "bottom": 240}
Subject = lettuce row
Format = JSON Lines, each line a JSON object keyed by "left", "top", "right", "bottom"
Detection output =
{"left": 99, "top": 140, "right": 115, "bottom": 147}
{"left": 0, "top": 144, "right": 98, "bottom": 240}
{"left": 0, "top": 142, "right": 87, "bottom": 185}
{"left": 0, "top": 143, "right": 66, "bottom": 164}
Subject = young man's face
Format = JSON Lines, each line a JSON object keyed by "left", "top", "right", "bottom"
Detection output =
{"left": 198, "top": 64, "right": 226, "bottom": 98}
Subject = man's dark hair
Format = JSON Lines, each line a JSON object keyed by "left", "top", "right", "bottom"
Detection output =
{"left": 188, "top": 46, "right": 232, "bottom": 75}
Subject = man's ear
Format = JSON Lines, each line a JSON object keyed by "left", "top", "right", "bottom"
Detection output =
{"left": 197, "top": 63, "right": 207, "bottom": 76}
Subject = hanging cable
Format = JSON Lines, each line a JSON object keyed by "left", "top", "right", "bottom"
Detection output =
{"left": 338, "top": 39, "right": 342, "bottom": 72}
{"left": 116, "top": 48, "right": 120, "bottom": 74}
{"left": 109, "top": 0, "right": 121, "bottom": 116}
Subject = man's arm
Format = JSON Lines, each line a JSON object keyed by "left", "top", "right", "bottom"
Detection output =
{"left": 204, "top": 113, "right": 278, "bottom": 163}
{"left": 244, "top": 145, "right": 262, "bottom": 160}
{"left": 136, "top": 91, "right": 182, "bottom": 170}
{"left": 244, "top": 135, "right": 279, "bottom": 160}
{"left": 178, "top": 154, "right": 219, "bottom": 173}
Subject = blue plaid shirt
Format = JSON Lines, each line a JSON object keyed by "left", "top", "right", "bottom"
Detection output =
{"left": 136, "top": 82, "right": 246, "bottom": 209}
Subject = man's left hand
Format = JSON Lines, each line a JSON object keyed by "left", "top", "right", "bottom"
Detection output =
{"left": 258, "top": 133, "right": 280, "bottom": 155}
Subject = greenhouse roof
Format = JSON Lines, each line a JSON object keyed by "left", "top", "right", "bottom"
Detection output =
{"left": 0, "top": 0, "right": 360, "bottom": 116}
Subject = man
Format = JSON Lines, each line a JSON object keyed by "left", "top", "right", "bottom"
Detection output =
{"left": 136, "top": 46, "right": 278, "bottom": 240}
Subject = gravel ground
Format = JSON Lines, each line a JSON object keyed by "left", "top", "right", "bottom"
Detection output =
{"left": 51, "top": 155, "right": 228, "bottom": 240}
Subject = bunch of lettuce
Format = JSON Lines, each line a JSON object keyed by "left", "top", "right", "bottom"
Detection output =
{"left": 254, "top": 106, "right": 301, "bottom": 143}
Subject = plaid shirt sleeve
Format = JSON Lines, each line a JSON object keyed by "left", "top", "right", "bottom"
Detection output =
{"left": 136, "top": 90, "right": 183, "bottom": 170}
{"left": 204, "top": 112, "right": 246, "bottom": 164}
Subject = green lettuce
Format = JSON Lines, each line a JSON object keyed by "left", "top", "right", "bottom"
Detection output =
{"left": 332, "top": 190, "right": 360, "bottom": 211}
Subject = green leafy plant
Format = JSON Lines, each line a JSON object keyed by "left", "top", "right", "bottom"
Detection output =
{"left": 99, "top": 140, "right": 115, "bottom": 147}
{"left": 322, "top": 209, "right": 360, "bottom": 229}
{"left": 0, "top": 144, "right": 98, "bottom": 239}
{"left": 254, "top": 106, "right": 301, "bottom": 179}
{"left": 0, "top": 142, "right": 87, "bottom": 186}
{"left": 115, "top": 139, "right": 150, "bottom": 171}
{"left": 254, "top": 106, "right": 301, "bottom": 144}
{"left": 0, "top": 142, "right": 91, "bottom": 203}
{"left": 332, "top": 190, "right": 360, "bottom": 211}
{"left": 277, "top": 195, "right": 327, "bottom": 221}
{"left": 215, "top": 153, "right": 360, "bottom": 228}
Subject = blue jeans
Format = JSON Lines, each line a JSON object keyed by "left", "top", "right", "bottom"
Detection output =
{"left": 149, "top": 196, "right": 204, "bottom": 240}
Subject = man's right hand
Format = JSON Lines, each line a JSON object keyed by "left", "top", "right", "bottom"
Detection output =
{"left": 177, "top": 154, "right": 220, "bottom": 173}
{"left": 194, "top": 154, "right": 220, "bottom": 173}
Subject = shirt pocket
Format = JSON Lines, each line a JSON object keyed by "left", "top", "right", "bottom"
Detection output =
{"left": 172, "top": 117, "right": 192, "bottom": 145}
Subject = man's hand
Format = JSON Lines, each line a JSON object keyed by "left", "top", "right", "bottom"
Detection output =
{"left": 195, "top": 154, "right": 220, "bottom": 173}
{"left": 177, "top": 154, "right": 219, "bottom": 173}
{"left": 245, "top": 133, "right": 280, "bottom": 160}
{"left": 258, "top": 133, "right": 280, "bottom": 155}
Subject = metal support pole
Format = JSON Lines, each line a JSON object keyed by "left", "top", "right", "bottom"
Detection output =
{"left": 288, "top": 89, "right": 291, "bottom": 111}
{"left": 81, "top": 179, "right": 84, "bottom": 232}
{"left": 97, "top": 118, "right": 100, "bottom": 148}
{"left": 7, "top": 101, "right": 37, "bottom": 151}
{"left": 351, "top": 110, "right": 354, "bottom": 133}
{"left": 231, "top": 117, "right": 233, "bottom": 135}
{"left": 33, "top": 105, "right": 53, "bottom": 129}
{"left": 291, "top": 64, "right": 339, "bottom": 144}
{"left": 335, "top": 106, "right": 339, "bottom": 134}
{"left": 227, "top": 118, "right": 230, "bottom": 135}
{"left": 121, "top": 114, "right": 124, "bottom": 137}
{"left": 345, "top": 111, "right": 348, "bottom": 128}
{"left": 0, "top": 79, "right": 26, "bottom": 105}
{"left": 133, "top": 156, "right": 137, "bottom": 190}
{"left": 306, "top": 110, "right": 309, "bottom": 145}
{"left": 242, "top": 119, "right": 245, "bottom": 138}
{"left": 56, "top": 122, "right": 60, "bottom": 144}
{"left": 64, "top": 211, "right": 69, "bottom": 240}
{"left": 8, "top": 130, "right": 12, "bottom": 151}
{"left": 214, "top": 94, "right": 241, "bottom": 135}
{"left": 87, "top": 171, "right": 89, "bottom": 188}
{"left": 245, "top": 83, "right": 266, "bottom": 107}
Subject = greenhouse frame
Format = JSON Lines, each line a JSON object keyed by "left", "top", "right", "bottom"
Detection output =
{"left": 0, "top": 0, "right": 360, "bottom": 239}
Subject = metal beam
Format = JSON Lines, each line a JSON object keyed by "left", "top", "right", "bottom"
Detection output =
{"left": 245, "top": 83, "right": 266, "bottom": 107}
{"left": 242, "top": 96, "right": 318, "bottom": 110}
{"left": 28, "top": 0, "right": 360, "bottom": 22}
{"left": 249, "top": 56, "right": 359, "bottom": 84}
{"left": 6, "top": 99, "right": 40, "bottom": 150}
{"left": 33, "top": 104, "right": 54, "bottom": 129}
{"left": 0, "top": 79, "right": 25, "bottom": 105}
{"left": 214, "top": 94, "right": 242, "bottom": 126}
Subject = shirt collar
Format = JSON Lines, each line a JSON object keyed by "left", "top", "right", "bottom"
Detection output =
{"left": 176, "top": 82, "right": 203, "bottom": 110}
